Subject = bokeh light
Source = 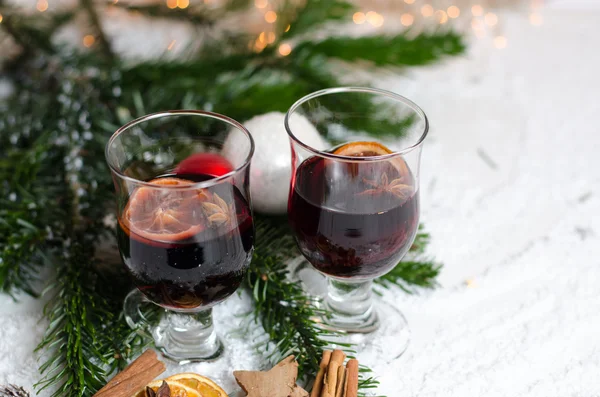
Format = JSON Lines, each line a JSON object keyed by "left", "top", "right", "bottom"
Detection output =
{"left": 353, "top": 12, "right": 366, "bottom": 24}
{"left": 265, "top": 11, "right": 277, "bottom": 23}
{"left": 83, "top": 35, "right": 95, "bottom": 48}
{"left": 447, "top": 6, "right": 460, "bottom": 18}
{"left": 494, "top": 36, "right": 507, "bottom": 49}
{"left": 278, "top": 43, "right": 292, "bottom": 56}
{"left": 401, "top": 13, "right": 414, "bottom": 27}
{"left": 471, "top": 5, "right": 483, "bottom": 16}
{"left": 421, "top": 5, "right": 434, "bottom": 17}
{"left": 36, "top": 0, "right": 48, "bottom": 12}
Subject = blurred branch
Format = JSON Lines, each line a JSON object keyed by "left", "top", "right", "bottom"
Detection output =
{"left": 295, "top": 31, "right": 466, "bottom": 66}
{"left": 108, "top": 2, "right": 216, "bottom": 26}
{"left": 281, "top": 0, "right": 355, "bottom": 38}
{"left": 80, "top": 0, "right": 114, "bottom": 62}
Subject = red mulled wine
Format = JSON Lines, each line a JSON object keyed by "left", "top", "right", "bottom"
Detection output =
{"left": 289, "top": 153, "right": 419, "bottom": 279}
{"left": 117, "top": 172, "right": 253, "bottom": 310}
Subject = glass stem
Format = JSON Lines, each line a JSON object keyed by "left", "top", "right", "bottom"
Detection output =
{"left": 325, "top": 278, "right": 379, "bottom": 333}
{"left": 161, "top": 308, "right": 223, "bottom": 361}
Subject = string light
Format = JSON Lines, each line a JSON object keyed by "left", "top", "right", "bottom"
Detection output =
{"left": 166, "top": 0, "right": 177, "bottom": 9}
{"left": 36, "top": 0, "right": 48, "bottom": 12}
{"left": 258, "top": 32, "right": 266, "bottom": 43}
{"left": 285, "top": 24, "right": 291, "bottom": 32}
{"left": 177, "top": 0, "right": 189, "bottom": 9}
{"left": 366, "top": 11, "right": 384, "bottom": 27}
{"left": 435, "top": 10, "right": 448, "bottom": 24}
{"left": 254, "top": 39, "right": 267, "bottom": 52}
{"left": 421, "top": 4, "right": 433, "bottom": 17}
{"left": 0, "top": 14, "right": 3, "bottom": 24}
{"left": 353, "top": 12, "right": 366, "bottom": 24}
{"left": 471, "top": 18, "right": 484, "bottom": 38}
{"left": 265, "top": 11, "right": 277, "bottom": 23}
{"left": 255, "top": 0, "right": 268, "bottom": 9}
{"left": 484, "top": 12, "right": 498, "bottom": 26}
{"left": 278, "top": 43, "right": 292, "bottom": 56}
{"left": 494, "top": 36, "right": 507, "bottom": 49}
{"left": 267, "top": 32, "right": 276, "bottom": 44}
{"left": 447, "top": 6, "right": 460, "bottom": 18}
{"left": 529, "top": 13, "right": 543, "bottom": 26}
{"left": 400, "top": 13, "right": 414, "bottom": 27}
{"left": 83, "top": 35, "right": 95, "bottom": 48}
{"left": 404, "top": 0, "right": 415, "bottom": 4}
{"left": 167, "top": 40, "right": 176, "bottom": 51}
{"left": 471, "top": 4, "right": 483, "bottom": 16}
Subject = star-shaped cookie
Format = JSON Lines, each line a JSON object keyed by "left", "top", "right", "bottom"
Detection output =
{"left": 234, "top": 355, "right": 308, "bottom": 397}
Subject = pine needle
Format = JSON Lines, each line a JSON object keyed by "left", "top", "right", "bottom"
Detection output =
{"left": 0, "top": 385, "right": 31, "bottom": 397}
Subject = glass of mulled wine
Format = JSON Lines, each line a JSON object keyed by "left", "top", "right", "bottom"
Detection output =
{"left": 105, "top": 111, "right": 254, "bottom": 362}
{"left": 286, "top": 87, "right": 428, "bottom": 354}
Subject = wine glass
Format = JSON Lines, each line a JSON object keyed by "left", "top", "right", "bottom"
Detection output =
{"left": 285, "top": 87, "right": 428, "bottom": 360}
{"left": 105, "top": 110, "right": 255, "bottom": 362}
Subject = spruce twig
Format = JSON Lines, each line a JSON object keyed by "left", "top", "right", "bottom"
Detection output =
{"left": 246, "top": 216, "right": 333, "bottom": 376}
{"left": 0, "top": 385, "right": 31, "bottom": 397}
{"left": 80, "top": 0, "right": 114, "bottom": 62}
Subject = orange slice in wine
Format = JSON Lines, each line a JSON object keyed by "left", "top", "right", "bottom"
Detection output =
{"left": 333, "top": 141, "right": 393, "bottom": 157}
{"left": 333, "top": 141, "right": 410, "bottom": 176}
{"left": 120, "top": 177, "right": 208, "bottom": 243}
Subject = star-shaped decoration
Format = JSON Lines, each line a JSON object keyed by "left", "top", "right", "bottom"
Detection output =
{"left": 234, "top": 356, "right": 308, "bottom": 397}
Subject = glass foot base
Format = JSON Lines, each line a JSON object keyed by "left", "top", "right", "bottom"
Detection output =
{"left": 322, "top": 300, "right": 410, "bottom": 363}
{"left": 291, "top": 259, "right": 411, "bottom": 362}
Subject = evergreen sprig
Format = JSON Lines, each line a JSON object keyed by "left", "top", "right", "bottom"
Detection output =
{"left": 246, "top": 216, "right": 332, "bottom": 377}
{"left": 247, "top": 216, "right": 382, "bottom": 394}
{"left": 0, "top": 0, "right": 464, "bottom": 395}
{"left": 0, "top": 385, "right": 31, "bottom": 397}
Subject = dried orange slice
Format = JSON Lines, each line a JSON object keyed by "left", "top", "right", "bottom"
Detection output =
{"left": 120, "top": 177, "right": 208, "bottom": 243}
{"left": 166, "top": 373, "right": 228, "bottom": 397}
{"left": 333, "top": 141, "right": 410, "bottom": 176}
{"left": 333, "top": 141, "right": 393, "bottom": 157}
{"left": 132, "top": 379, "right": 201, "bottom": 397}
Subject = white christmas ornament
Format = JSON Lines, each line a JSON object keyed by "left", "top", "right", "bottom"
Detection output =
{"left": 223, "top": 112, "right": 327, "bottom": 214}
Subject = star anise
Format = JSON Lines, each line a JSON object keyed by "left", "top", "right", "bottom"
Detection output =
{"left": 201, "top": 192, "right": 234, "bottom": 227}
{"left": 145, "top": 381, "right": 170, "bottom": 397}
{"left": 358, "top": 172, "right": 413, "bottom": 199}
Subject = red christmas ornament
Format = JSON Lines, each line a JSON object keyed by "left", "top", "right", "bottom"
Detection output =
{"left": 176, "top": 153, "right": 234, "bottom": 177}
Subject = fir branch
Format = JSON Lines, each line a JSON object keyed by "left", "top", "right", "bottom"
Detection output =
{"left": 282, "top": 0, "right": 355, "bottom": 38}
{"left": 108, "top": 2, "right": 216, "bottom": 26}
{"left": 35, "top": 239, "right": 109, "bottom": 397}
{"left": 375, "top": 258, "right": 441, "bottom": 293}
{"left": 80, "top": 0, "right": 114, "bottom": 62}
{"left": 0, "top": 14, "right": 55, "bottom": 59}
{"left": 0, "top": 385, "right": 30, "bottom": 397}
{"left": 295, "top": 31, "right": 466, "bottom": 66}
{"left": 246, "top": 215, "right": 334, "bottom": 377}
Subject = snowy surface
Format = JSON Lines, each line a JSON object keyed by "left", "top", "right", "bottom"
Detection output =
{"left": 2, "top": 2, "right": 600, "bottom": 396}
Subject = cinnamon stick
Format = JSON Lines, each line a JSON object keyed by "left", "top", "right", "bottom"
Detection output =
{"left": 93, "top": 350, "right": 166, "bottom": 397}
{"left": 344, "top": 359, "right": 359, "bottom": 397}
{"left": 311, "top": 350, "right": 332, "bottom": 397}
{"left": 321, "top": 350, "right": 345, "bottom": 397}
{"left": 334, "top": 366, "right": 346, "bottom": 397}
